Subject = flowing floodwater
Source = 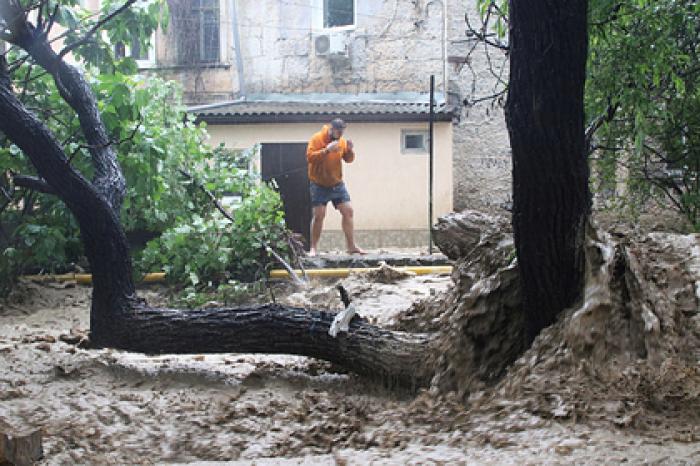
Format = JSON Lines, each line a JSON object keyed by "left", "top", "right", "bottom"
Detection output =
{"left": 1, "top": 229, "right": 699, "bottom": 464}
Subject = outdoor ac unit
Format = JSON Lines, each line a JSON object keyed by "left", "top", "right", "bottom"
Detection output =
{"left": 314, "top": 33, "right": 348, "bottom": 57}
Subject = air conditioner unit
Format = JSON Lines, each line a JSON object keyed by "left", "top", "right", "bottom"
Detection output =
{"left": 314, "top": 32, "right": 348, "bottom": 57}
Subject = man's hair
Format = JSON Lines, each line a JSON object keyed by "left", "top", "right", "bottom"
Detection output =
{"left": 330, "top": 118, "right": 347, "bottom": 130}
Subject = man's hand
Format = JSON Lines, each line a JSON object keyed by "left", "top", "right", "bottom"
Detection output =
{"left": 346, "top": 139, "right": 354, "bottom": 152}
{"left": 326, "top": 141, "right": 340, "bottom": 153}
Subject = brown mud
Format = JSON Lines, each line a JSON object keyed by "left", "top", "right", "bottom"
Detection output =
{"left": 1, "top": 211, "right": 699, "bottom": 464}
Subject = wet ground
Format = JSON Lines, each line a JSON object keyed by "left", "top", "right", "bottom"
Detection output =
{"left": 1, "top": 266, "right": 699, "bottom": 464}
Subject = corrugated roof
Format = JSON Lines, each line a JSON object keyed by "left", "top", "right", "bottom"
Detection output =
{"left": 190, "top": 93, "right": 455, "bottom": 124}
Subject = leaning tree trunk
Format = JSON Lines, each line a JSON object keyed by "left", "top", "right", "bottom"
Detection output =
{"left": 505, "top": 0, "right": 591, "bottom": 341}
{"left": 0, "top": 1, "right": 434, "bottom": 387}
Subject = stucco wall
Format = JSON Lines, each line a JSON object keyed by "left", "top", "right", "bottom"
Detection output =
{"left": 448, "top": 1, "right": 512, "bottom": 211}
{"left": 205, "top": 121, "right": 453, "bottom": 240}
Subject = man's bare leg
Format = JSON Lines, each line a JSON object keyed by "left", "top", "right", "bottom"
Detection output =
{"left": 309, "top": 205, "right": 326, "bottom": 257}
{"left": 337, "top": 202, "right": 366, "bottom": 255}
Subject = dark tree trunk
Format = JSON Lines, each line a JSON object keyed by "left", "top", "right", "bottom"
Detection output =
{"left": 0, "top": 2, "right": 435, "bottom": 387}
{"left": 107, "top": 303, "right": 435, "bottom": 387}
{"left": 505, "top": 0, "right": 591, "bottom": 340}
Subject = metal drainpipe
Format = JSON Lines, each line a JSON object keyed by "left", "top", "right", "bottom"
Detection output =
{"left": 427, "top": 0, "right": 449, "bottom": 98}
{"left": 429, "top": 74, "right": 435, "bottom": 254}
{"left": 443, "top": 0, "right": 448, "bottom": 96}
{"left": 230, "top": 0, "right": 246, "bottom": 97}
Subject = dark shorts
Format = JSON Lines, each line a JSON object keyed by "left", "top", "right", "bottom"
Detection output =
{"left": 310, "top": 182, "right": 351, "bottom": 208}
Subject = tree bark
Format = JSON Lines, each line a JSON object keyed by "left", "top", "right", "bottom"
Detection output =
{"left": 505, "top": 0, "right": 590, "bottom": 341}
{"left": 0, "top": 54, "right": 137, "bottom": 338}
{"left": 105, "top": 303, "right": 435, "bottom": 387}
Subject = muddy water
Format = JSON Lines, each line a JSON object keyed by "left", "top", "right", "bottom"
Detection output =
{"left": 1, "top": 273, "right": 699, "bottom": 464}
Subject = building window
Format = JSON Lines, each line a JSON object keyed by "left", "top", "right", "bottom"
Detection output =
{"left": 114, "top": 35, "right": 156, "bottom": 68}
{"left": 324, "top": 0, "right": 354, "bottom": 28}
{"left": 401, "top": 130, "right": 430, "bottom": 154}
{"left": 313, "top": 0, "right": 355, "bottom": 30}
{"left": 169, "top": 0, "right": 220, "bottom": 64}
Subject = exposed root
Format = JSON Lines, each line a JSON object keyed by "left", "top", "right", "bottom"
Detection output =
{"left": 410, "top": 210, "right": 700, "bottom": 438}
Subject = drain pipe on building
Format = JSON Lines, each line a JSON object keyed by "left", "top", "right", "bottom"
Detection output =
{"left": 230, "top": 0, "right": 246, "bottom": 97}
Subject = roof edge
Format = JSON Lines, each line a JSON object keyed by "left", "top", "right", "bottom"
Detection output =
{"left": 196, "top": 112, "right": 455, "bottom": 125}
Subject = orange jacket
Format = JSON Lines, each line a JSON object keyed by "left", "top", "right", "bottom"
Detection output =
{"left": 306, "top": 124, "right": 355, "bottom": 187}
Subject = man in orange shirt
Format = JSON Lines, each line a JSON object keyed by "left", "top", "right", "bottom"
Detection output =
{"left": 306, "top": 118, "right": 365, "bottom": 256}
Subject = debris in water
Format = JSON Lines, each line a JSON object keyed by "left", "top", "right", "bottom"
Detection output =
{"left": 357, "top": 261, "right": 417, "bottom": 284}
{"left": 329, "top": 285, "right": 357, "bottom": 337}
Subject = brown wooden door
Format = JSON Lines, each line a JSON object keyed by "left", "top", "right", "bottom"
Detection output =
{"left": 261, "top": 143, "right": 311, "bottom": 248}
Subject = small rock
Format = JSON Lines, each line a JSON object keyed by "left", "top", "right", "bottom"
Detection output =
{"left": 59, "top": 333, "right": 82, "bottom": 345}
{"left": 76, "top": 336, "right": 92, "bottom": 349}
{"left": 59, "top": 328, "right": 89, "bottom": 346}
{"left": 36, "top": 343, "right": 51, "bottom": 352}
{"left": 22, "top": 335, "right": 56, "bottom": 344}
{"left": 555, "top": 438, "right": 585, "bottom": 455}
{"left": 54, "top": 365, "right": 80, "bottom": 378}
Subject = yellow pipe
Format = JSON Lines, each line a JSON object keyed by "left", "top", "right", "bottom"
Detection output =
{"left": 21, "top": 272, "right": 167, "bottom": 284}
{"left": 269, "top": 265, "right": 453, "bottom": 279}
{"left": 22, "top": 266, "right": 451, "bottom": 284}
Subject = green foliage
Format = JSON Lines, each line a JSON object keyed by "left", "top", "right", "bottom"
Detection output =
{"left": 172, "top": 281, "right": 267, "bottom": 309}
{"left": 59, "top": 0, "right": 168, "bottom": 74}
{"left": 587, "top": 0, "right": 700, "bottom": 229}
{"left": 474, "top": 0, "right": 700, "bottom": 230}
{"left": 2, "top": 70, "right": 289, "bottom": 289}
{"left": 476, "top": 0, "right": 508, "bottom": 38}
{"left": 138, "top": 168, "right": 289, "bottom": 288}
{"left": 1, "top": 1, "right": 290, "bottom": 294}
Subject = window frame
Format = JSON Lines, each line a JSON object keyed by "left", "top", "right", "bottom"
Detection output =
{"left": 401, "top": 129, "right": 430, "bottom": 155}
{"left": 171, "top": 0, "right": 226, "bottom": 66}
{"left": 194, "top": 0, "right": 221, "bottom": 63}
{"left": 115, "top": 35, "right": 157, "bottom": 69}
{"left": 312, "top": 0, "right": 357, "bottom": 32}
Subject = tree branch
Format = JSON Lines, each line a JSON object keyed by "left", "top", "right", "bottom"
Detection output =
{"left": 178, "top": 169, "right": 307, "bottom": 287}
{"left": 464, "top": 87, "right": 507, "bottom": 106}
{"left": 462, "top": 4, "right": 509, "bottom": 108}
{"left": 178, "top": 169, "right": 235, "bottom": 222}
{"left": 0, "top": 45, "right": 104, "bottom": 220}
{"left": 57, "top": 0, "right": 137, "bottom": 60}
{"left": 0, "top": 0, "right": 127, "bottom": 212}
{"left": 12, "top": 173, "right": 55, "bottom": 194}
{"left": 42, "top": 3, "right": 60, "bottom": 38}
{"left": 585, "top": 101, "right": 619, "bottom": 154}
{"left": 0, "top": 54, "right": 10, "bottom": 89}
{"left": 465, "top": 7, "right": 509, "bottom": 52}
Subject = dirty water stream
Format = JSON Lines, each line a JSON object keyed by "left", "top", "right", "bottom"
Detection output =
{"left": 1, "top": 238, "right": 699, "bottom": 464}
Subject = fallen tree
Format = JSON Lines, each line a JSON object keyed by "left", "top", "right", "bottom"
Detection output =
{"left": 0, "top": 0, "right": 436, "bottom": 386}
{"left": 0, "top": 0, "right": 593, "bottom": 393}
